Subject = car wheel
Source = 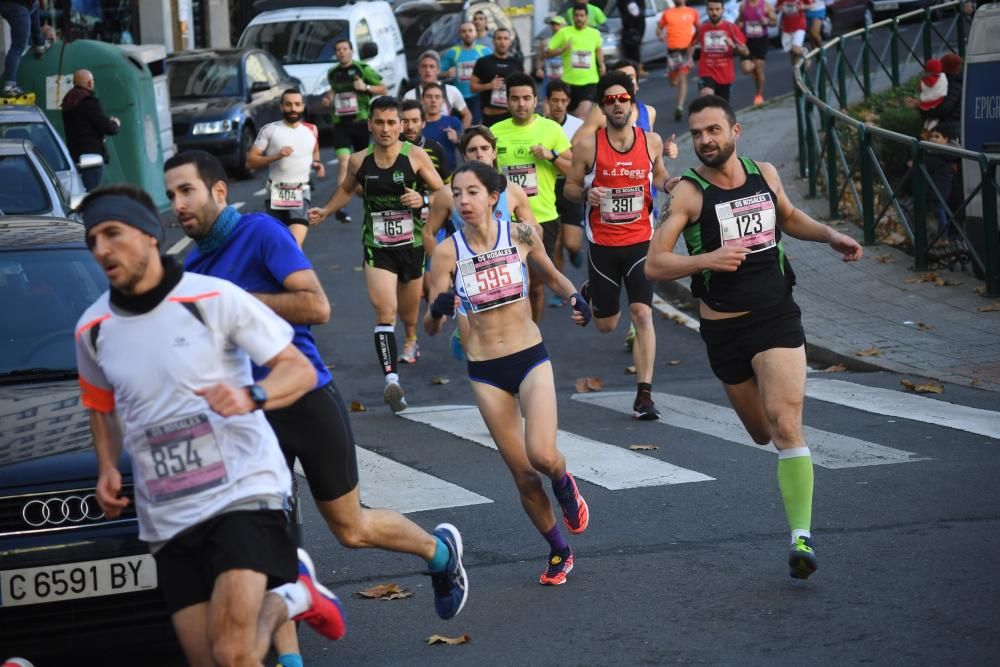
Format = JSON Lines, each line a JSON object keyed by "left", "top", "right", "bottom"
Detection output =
{"left": 864, "top": 5, "right": 875, "bottom": 27}
{"left": 234, "top": 125, "right": 255, "bottom": 180}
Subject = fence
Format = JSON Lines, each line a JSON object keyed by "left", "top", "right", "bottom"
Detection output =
{"left": 793, "top": 1, "right": 999, "bottom": 296}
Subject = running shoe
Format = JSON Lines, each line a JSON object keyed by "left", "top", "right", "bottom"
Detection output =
{"left": 1, "top": 85, "right": 25, "bottom": 97}
{"left": 624, "top": 324, "right": 636, "bottom": 351}
{"left": 547, "top": 294, "right": 564, "bottom": 308}
{"left": 450, "top": 328, "right": 466, "bottom": 361}
{"left": 429, "top": 523, "right": 469, "bottom": 619}
{"left": 753, "top": 94, "right": 765, "bottom": 106}
{"left": 569, "top": 249, "right": 584, "bottom": 269}
{"left": 293, "top": 548, "right": 347, "bottom": 640}
{"left": 539, "top": 548, "right": 574, "bottom": 586}
{"left": 383, "top": 380, "right": 407, "bottom": 413}
{"left": 398, "top": 339, "right": 420, "bottom": 364}
{"left": 334, "top": 208, "right": 352, "bottom": 224}
{"left": 788, "top": 536, "right": 818, "bottom": 580}
{"left": 554, "top": 472, "right": 589, "bottom": 534}
{"left": 632, "top": 393, "right": 660, "bottom": 421}
{"left": 674, "top": 107, "right": 683, "bottom": 122}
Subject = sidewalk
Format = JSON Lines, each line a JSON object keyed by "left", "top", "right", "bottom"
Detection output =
{"left": 659, "top": 95, "right": 1000, "bottom": 392}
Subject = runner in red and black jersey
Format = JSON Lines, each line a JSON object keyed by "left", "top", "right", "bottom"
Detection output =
{"left": 564, "top": 71, "right": 674, "bottom": 421}
{"left": 687, "top": 0, "right": 749, "bottom": 101}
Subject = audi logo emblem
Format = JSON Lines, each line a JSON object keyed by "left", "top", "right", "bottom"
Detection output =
{"left": 22, "top": 494, "right": 105, "bottom": 527}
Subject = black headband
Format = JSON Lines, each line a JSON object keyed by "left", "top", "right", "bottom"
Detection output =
{"left": 81, "top": 194, "right": 164, "bottom": 245}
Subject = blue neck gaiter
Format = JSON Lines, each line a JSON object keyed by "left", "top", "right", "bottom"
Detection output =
{"left": 196, "top": 205, "right": 241, "bottom": 254}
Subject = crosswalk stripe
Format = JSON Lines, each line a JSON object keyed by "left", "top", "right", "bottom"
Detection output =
{"left": 573, "top": 392, "right": 927, "bottom": 469}
{"left": 401, "top": 405, "right": 714, "bottom": 489}
{"left": 295, "top": 446, "right": 492, "bottom": 514}
{"left": 805, "top": 379, "right": 1000, "bottom": 440}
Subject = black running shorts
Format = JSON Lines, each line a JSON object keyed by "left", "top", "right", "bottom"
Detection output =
{"left": 267, "top": 381, "right": 360, "bottom": 502}
{"left": 569, "top": 83, "right": 597, "bottom": 111}
{"left": 154, "top": 510, "right": 297, "bottom": 615}
{"left": 332, "top": 120, "right": 371, "bottom": 154}
{"left": 541, "top": 219, "right": 560, "bottom": 258}
{"left": 697, "top": 77, "right": 731, "bottom": 101}
{"left": 364, "top": 244, "right": 426, "bottom": 283}
{"left": 556, "top": 182, "right": 584, "bottom": 228}
{"left": 587, "top": 240, "right": 654, "bottom": 319}
{"left": 698, "top": 295, "right": 806, "bottom": 385}
{"left": 743, "top": 37, "right": 769, "bottom": 61}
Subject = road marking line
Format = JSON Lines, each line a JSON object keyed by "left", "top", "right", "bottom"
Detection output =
{"left": 295, "top": 446, "right": 492, "bottom": 514}
{"left": 253, "top": 187, "right": 267, "bottom": 196}
{"left": 806, "top": 379, "right": 1000, "bottom": 440}
{"left": 167, "top": 236, "right": 192, "bottom": 256}
{"left": 651, "top": 293, "right": 699, "bottom": 331}
{"left": 573, "top": 392, "right": 927, "bottom": 469}
{"left": 401, "top": 405, "right": 714, "bottom": 489}
{"left": 232, "top": 201, "right": 244, "bottom": 210}
{"left": 326, "top": 157, "right": 339, "bottom": 166}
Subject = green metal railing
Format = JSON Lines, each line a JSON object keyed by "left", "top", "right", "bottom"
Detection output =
{"left": 793, "top": 1, "right": 1000, "bottom": 296}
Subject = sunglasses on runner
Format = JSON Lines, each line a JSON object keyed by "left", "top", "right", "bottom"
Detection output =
{"left": 601, "top": 93, "right": 632, "bottom": 105}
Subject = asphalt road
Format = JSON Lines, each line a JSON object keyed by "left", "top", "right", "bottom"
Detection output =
{"left": 132, "top": 18, "right": 1000, "bottom": 666}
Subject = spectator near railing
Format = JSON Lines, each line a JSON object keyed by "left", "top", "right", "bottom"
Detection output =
{"left": 792, "top": 0, "right": 1000, "bottom": 297}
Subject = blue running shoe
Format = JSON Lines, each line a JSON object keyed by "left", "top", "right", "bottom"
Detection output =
{"left": 294, "top": 548, "right": 347, "bottom": 640}
{"left": 430, "top": 523, "right": 468, "bottom": 619}
{"left": 547, "top": 294, "right": 564, "bottom": 308}
{"left": 788, "top": 536, "right": 818, "bottom": 580}
{"left": 450, "top": 328, "right": 466, "bottom": 361}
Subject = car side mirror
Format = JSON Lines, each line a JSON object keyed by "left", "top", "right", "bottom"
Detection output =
{"left": 359, "top": 42, "right": 378, "bottom": 60}
{"left": 70, "top": 193, "right": 85, "bottom": 210}
{"left": 77, "top": 153, "right": 103, "bottom": 170}
{"left": 250, "top": 81, "right": 271, "bottom": 94}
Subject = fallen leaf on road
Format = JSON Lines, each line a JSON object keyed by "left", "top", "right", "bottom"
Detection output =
{"left": 900, "top": 379, "right": 944, "bottom": 394}
{"left": 874, "top": 254, "right": 895, "bottom": 264}
{"left": 970, "top": 378, "right": 982, "bottom": 386}
{"left": 624, "top": 365, "right": 636, "bottom": 375}
{"left": 350, "top": 400, "right": 367, "bottom": 412}
{"left": 354, "top": 266, "right": 363, "bottom": 272}
{"left": 430, "top": 376, "right": 450, "bottom": 385}
{"left": 426, "top": 634, "right": 470, "bottom": 646}
{"left": 915, "top": 322, "right": 933, "bottom": 331}
{"left": 974, "top": 285, "right": 987, "bottom": 296}
{"left": 667, "top": 360, "right": 681, "bottom": 366}
{"left": 575, "top": 377, "right": 604, "bottom": 393}
{"left": 629, "top": 444, "right": 658, "bottom": 451}
{"left": 976, "top": 303, "right": 1000, "bottom": 313}
{"left": 905, "top": 272, "right": 939, "bottom": 284}
{"left": 356, "top": 583, "right": 413, "bottom": 600}
{"left": 659, "top": 312, "right": 688, "bottom": 325}
{"left": 933, "top": 277, "right": 962, "bottom": 287}
{"left": 823, "top": 364, "right": 847, "bottom": 372}
{"left": 856, "top": 348, "right": 882, "bottom": 357}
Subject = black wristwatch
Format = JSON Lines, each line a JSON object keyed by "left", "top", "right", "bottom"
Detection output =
{"left": 245, "top": 384, "right": 268, "bottom": 410}
{"left": 422, "top": 193, "right": 431, "bottom": 207}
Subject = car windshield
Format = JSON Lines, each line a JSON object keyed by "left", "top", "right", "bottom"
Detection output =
{"left": 169, "top": 59, "right": 243, "bottom": 99}
{"left": 240, "top": 20, "right": 350, "bottom": 65}
{"left": 0, "top": 248, "right": 107, "bottom": 375}
{"left": 418, "top": 13, "right": 462, "bottom": 47}
{"left": 0, "top": 121, "right": 69, "bottom": 171}
{"left": 0, "top": 155, "right": 50, "bottom": 215}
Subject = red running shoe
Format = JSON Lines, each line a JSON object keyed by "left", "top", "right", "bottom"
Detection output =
{"left": 554, "top": 472, "right": 590, "bottom": 534}
{"left": 539, "top": 549, "right": 574, "bottom": 586}
{"left": 293, "top": 548, "right": 346, "bottom": 640}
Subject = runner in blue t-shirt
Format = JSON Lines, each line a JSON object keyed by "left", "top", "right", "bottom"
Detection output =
{"left": 441, "top": 21, "right": 493, "bottom": 124}
{"left": 163, "top": 151, "right": 470, "bottom": 663}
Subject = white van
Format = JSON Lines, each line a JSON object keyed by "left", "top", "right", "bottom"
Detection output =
{"left": 238, "top": 0, "right": 407, "bottom": 128}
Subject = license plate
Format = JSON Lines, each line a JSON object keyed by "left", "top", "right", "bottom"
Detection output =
{"left": 0, "top": 554, "right": 157, "bottom": 607}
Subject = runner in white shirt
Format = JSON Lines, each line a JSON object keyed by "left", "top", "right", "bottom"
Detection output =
{"left": 76, "top": 185, "right": 347, "bottom": 663}
{"left": 403, "top": 51, "right": 472, "bottom": 128}
{"left": 246, "top": 89, "right": 325, "bottom": 247}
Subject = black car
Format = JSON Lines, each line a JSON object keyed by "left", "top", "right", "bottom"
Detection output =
{"left": 168, "top": 48, "right": 300, "bottom": 180}
{"left": 0, "top": 218, "right": 177, "bottom": 660}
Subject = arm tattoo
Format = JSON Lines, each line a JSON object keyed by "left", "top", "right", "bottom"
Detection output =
{"left": 655, "top": 196, "right": 672, "bottom": 230}
{"left": 515, "top": 223, "right": 534, "bottom": 246}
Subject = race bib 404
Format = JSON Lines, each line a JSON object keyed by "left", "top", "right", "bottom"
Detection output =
{"left": 270, "top": 182, "right": 306, "bottom": 209}
{"left": 457, "top": 246, "right": 525, "bottom": 313}
{"left": 715, "top": 193, "right": 777, "bottom": 253}
{"left": 137, "top": 414, "right": 228, "bottom": 504}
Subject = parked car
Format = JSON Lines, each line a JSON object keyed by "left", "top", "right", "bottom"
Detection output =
{"left": 240, "top": 0, "right": 407, "bottom": 130}
{"left": 168, "top": 48, "right": 299, "bottom": 179}
{"left": 395, "top": 0, "right": 522, "bottom": 83}
{"left": 0, "top": 140, "right": 79, "bottom": 218}
{"left": 0, "top": 217, "right": 178, "bottom": 661}
{"left": 0, "top": 106, "right": 97, "bottom": 206}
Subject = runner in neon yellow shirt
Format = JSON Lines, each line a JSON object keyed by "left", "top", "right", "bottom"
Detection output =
{"left": 545, "top": 4, "right": 605, "bottom": 118}
{"left": 491, "top": 73, "right": 573, "bottom": 323}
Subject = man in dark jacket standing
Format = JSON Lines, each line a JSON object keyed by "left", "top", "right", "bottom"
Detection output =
{"left": 61, "top": 69, "right": 120, "bottom": 191}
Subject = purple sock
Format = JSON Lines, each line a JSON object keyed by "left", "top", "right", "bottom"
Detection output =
{"left": 542, "top": 524, "right": 569, "bottom": 553}
{"left": 552, "top": 474, "right": 571, "bottom": 492}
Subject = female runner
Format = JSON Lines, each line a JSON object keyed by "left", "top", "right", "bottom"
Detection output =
{"left": 424, "top": 161, "right": 591, "bottom": 585}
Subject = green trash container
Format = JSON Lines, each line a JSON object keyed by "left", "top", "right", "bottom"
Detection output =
{"left": 16, "top": 39, "right": 171, "bottom": 212}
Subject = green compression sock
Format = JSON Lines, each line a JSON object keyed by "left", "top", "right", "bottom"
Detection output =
{"left": 777, "top": 447, "right": 814, "bottom": 538}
